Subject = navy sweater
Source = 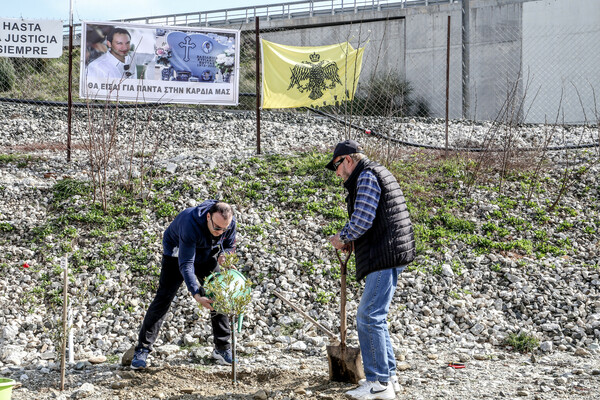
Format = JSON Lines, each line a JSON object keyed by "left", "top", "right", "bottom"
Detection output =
{"left": 162, "top": 200, "right": 236, "bottom": 296}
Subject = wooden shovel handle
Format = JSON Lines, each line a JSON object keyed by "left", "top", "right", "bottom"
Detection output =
{"left": 335, "top": 248, "right": 352, "bottom": 347}
{"left": 273, "top": 290, "right": 338, "bottom": 341}
{"left": 335, "top": 247, "right": 352, "bottom": 276}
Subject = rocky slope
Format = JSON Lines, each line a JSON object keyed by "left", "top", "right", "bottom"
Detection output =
{"left": 0, "top": 102, "right": 599, "bottom": 399}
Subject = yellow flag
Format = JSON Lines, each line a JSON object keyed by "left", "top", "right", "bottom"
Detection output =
{"left": 261, "top": 39, "right": 364, "bottom": 109}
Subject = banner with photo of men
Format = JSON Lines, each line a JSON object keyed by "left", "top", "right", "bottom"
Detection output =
{"left": 80, "top": 21, "right": 239, "bottom": 105}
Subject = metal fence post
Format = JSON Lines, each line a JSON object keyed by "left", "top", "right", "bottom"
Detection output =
{"left": 255, "top": 17, "right": 261, "bottom": 155}
{"left": 462, "top": 0, "right": 471, "bottom": 119}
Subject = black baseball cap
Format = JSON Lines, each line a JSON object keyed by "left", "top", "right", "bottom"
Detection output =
{"left": 325, "top": 139, "right": 364, "bottom": 170}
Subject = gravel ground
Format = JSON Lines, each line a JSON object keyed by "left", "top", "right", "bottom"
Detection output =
{"left": 0, "top": 103, "right": 599, "bottom": 399}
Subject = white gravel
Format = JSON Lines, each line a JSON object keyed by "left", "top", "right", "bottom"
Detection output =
{"left": 0, "top": 102, "right": 599, "bottom": 399}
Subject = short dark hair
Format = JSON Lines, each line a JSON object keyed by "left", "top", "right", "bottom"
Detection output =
{"left": 107, "top": 28, "right": 131, "bottom": 43}
{"left": 208, "top": 202, "right": 233, "bottom": 219}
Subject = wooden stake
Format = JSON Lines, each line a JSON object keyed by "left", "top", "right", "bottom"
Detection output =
{"left": 60, "top": 256, "right": 68, "bottom": 390}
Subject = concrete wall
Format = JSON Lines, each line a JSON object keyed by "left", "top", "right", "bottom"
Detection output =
{"left": 404, "top": 4, "right": 463, "bottom": 118}
{"left": 232, "top": 0, "right": 598, "bottom": 123}
{"left": 467, "top": 1, "right": 523, "bottom": 121}
{"left": 522, "top": 0, "right": 600, "bottom": 123}
{"left": 252, "top": 6, "right": 462, "bottom": 118}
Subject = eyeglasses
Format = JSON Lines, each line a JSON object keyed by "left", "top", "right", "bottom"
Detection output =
{"left": 208, "top": 214, "right": 229, "bottom": 232}
{"left": 332, "top": 156, "right": 346, "bottom": 170}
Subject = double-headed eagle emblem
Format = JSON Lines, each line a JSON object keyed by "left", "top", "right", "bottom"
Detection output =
{"left": 288, "top": 52, "right": 342, "bottom": 100}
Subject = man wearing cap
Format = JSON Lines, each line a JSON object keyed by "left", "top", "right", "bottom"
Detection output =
{"left": 130, "top": 200, "right": 237, "bottom": 369}
{"left": 326, "top": 140, "right": 415, "bottom": 400}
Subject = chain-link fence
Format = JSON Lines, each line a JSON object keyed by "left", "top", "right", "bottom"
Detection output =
{"left": 1, "top": 2, "right": 599, "bottom": 131}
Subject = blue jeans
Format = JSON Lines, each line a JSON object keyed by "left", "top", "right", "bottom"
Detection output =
{"left": 357, "top": 266, "right": 404, "bottom": 382}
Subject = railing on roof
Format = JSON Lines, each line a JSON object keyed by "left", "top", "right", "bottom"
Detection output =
{"left": 64, "top": 0, "right": 456, "bottom": 36}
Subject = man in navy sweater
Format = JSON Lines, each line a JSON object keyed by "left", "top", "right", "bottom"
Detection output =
{"left": 131, "top": 200, "right": 237, "bottom": 369}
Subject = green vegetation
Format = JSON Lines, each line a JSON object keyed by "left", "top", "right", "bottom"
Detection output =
{"left": 280, "top": 320, "right": 304, "bottom": 336}
{"left": 203, "top": 253, "right": 252, "bottom": 318}
{"left": 0, "top": 49, "right": 80, "bottom": 101}
{"left": 316, "top": 291, "right": 335, "bottom": 304}
{"left": 0, "top": 153, "right": 37, "bottom": 165}
{"left": 381, "top": 150, "right": 585, "bottom": 262}
{"left": 29, "top": 150, "right": 594, "bottom": 276}
{"left": 504, "top": 332, "right": 540, "bottom": 353}
{"left": 105, "top": 354, "right": 120, "bottom": 364}
{"left": 0, "top": 222, "right": 14, "bottom": 232}
{"left": 212, "top": 152, "right": 346, "bottom": 242}
{"left": 52, "top": 178, "right": 91, "bottom": 202}
{"left": 1, "top": 144, "right": 594, "bottom": 329}
{"left": 0, "top": 58, "right": 16, "bottom": 92}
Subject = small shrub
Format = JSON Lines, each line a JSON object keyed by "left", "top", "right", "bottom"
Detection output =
{"left": 0, "top": 222, "right": 14, "bottom": 232}
{"left": 0, "top": 154, "right": 32, "bottom": 164}
{"left": 204, "top": 254, "right": 251, "bottom": 318}
{"left": 351, "top": 72, "right": 414, "bottom": 117}
{"left": 555, "top": 221, "right": 573, "bottom": 233}
{"left": 153, "top": 198, "right": 176, "bottom": 218}
{"left": 11, "top": 57, "right": 49, "bottom": 74}
{"left": 280, "top": 321, "right": 304, "bottom": 336}
{"left": 0, "top": 58, "right": 16, "bottom": 92}
{"left": 413, "top": 99, "right": 430, "bottom": 117}
{"left": 53, "top": 179, "right": 90, "bottom": 202}
{"left": 490, "top": 263, "right": 502, "bottom": 272}
{"left": 316, "top": 291, "right": 334, "bottom": 304}
{"left": 504, "top": 332, "right": 539, "bottom": 353}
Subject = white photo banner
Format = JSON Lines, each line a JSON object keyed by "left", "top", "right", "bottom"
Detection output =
{"left": 0, "top": 18, "right": 63, "bottom": 58}
{"left": 80, "top": 21, "right": 239, "bottom": 105}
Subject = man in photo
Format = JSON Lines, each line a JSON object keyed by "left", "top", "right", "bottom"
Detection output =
{"left": 86, "top": 27, "right": 133, "bottom": 80}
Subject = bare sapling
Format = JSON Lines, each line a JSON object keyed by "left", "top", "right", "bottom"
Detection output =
{"left": 464, "top": 69, "right": 538, "bottom": 196}
{"left": 525, "top": 88, "right": 564, "bottom": 203}
{"left": 547, "top": 83, "right": 600, "bottom": 212}
{"left": 82, "top": 80, "right": 164, "bottom": 209}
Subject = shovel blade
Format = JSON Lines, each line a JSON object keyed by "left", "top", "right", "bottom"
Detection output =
{"left": 326, "top": 345, "right": 365, "bottom": 384}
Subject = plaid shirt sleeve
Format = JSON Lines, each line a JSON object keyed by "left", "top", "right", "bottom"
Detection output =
{"left": 339, "top": 170, "right": 381, "bottom": 242}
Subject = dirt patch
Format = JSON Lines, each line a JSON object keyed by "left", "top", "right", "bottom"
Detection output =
{"left": 12, "top": 364, "right": 351, "bottom": 400}
{"left": 114, "top": 367, "right": 347, "bottom": 399}
{"left": 0, "top": 142, "right": 80, "bottom": 152}
{"left": 9, "top": 349, "right": 600, "bottom": 400}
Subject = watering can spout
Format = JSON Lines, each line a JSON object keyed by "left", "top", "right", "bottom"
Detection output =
{"left": 237, "top": 313, "right": 244, "bottom": 333}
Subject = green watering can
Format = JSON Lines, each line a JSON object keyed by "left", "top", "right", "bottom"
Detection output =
{"left": 0, "top": 378, "right": 15, "bottom": 400}
{"left": 205, "top": 269, "right": 251, "bottom": 333}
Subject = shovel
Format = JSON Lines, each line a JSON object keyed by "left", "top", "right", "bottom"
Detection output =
{"left": 273, "top": 273, "right": 364, "bottom": 384}
{"left": 326, "top": 248, "right": 365, "bottom": 384}
{"left": 273, "top": 290, "right": 338, "bottom": 341}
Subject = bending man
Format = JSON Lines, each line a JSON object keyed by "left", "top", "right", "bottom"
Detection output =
{"left": 131, "top": 200, "right": 237, "bottom": 369}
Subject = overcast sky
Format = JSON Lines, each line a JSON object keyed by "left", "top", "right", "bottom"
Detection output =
{"left": 2, "top": 0, "right": 287, "bottom": 23}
